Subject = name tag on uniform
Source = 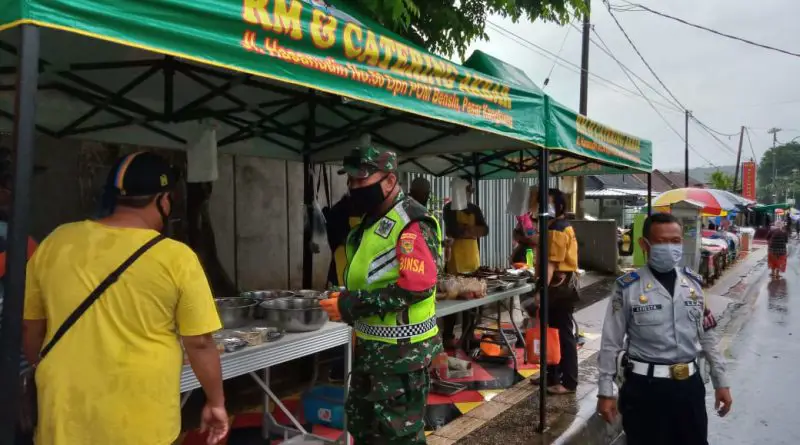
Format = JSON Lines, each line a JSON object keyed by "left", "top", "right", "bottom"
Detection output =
{"left": 684, "top": 300, "right": 703, "bottom": 307}
{"left": 632, "top": 304, "right": 663, "bottom": 313}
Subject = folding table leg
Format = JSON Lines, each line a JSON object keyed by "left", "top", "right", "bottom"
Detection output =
{"left": 504, "top": 299, "right": 526, "bottom": 364}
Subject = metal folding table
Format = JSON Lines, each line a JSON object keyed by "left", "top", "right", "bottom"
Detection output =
{"left": 180, "top": 321, "right": 352, "bottom": 444}
{"left": 435, "top": 283, "right": 534, "bottom": 370}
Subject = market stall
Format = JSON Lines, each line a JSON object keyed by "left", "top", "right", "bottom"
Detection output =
{"left": 0, "top": 0, "right": 654, "bottom": 440}
{"left": 0, "top": 2, "right": 556, "bottom": 441}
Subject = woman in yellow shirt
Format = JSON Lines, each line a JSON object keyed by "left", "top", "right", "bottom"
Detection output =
{"left": 530, "top": 188, "right": 580, "bottom": 395}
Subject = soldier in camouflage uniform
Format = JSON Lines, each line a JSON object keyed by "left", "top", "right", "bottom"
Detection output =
{"left": 320, "top": 146, "right": 443, "bottom": 445}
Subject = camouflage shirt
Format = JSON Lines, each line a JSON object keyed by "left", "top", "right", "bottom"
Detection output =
{"left": 338, "top": 195, "right": 443, "bottom": 374}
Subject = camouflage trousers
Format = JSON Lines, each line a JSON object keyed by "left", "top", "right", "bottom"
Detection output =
{"left": 346, "top": 369, "right": 430, "bottom": 445}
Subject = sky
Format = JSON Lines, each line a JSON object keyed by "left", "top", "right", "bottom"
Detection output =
{"left": 466, "top": 0, "right": 800, "bottom": 170}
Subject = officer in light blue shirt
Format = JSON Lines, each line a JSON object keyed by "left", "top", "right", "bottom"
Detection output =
{"left": 596, "top": 212, "right": 733, "bottom": 445}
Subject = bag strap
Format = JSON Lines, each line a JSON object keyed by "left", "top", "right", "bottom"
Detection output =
{"left": 39, "top": 234, "right": 166, "bottom": 360}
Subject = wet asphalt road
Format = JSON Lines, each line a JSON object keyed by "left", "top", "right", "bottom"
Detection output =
{"left": 707, "top": 240, "right": 800, "bottom": 444}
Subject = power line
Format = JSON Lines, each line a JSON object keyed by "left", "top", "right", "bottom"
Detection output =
{"left": 600, "top": 3, "right": 732, "bottom": 166}
{"left": 543, "top": 24, "right": 572, "bottom": 88}
{"left": 484, "top": 21, "right": 681, "bottom": 112}
{"left": 691, "top": 118, "right": 739, "bottom": 155}
{"left": 744, "top": 127, "right": 758, "bottom": 162}
{"left": 583, "top": 25, "right": 682, "bottom": 111}
{"left": 691, "top": 119, "right": 740, "bottom": 138}
{"left": 691, "top": 119, "right": 738, "bottom": 158}
{"left": 603, "top": 0, "right": 688, "bottom": 111}
{"left": 611, "top": 1, "right": 800, "bottom": 59}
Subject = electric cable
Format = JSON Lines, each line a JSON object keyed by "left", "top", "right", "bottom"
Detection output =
{"left": 610, "top": 1, "right": 800, "bottom": 59}
{"left": 603, "top": 0, "right": 687, "bottom": 111}
{"left": 586, "top": 26, "right": 682, "bottom": 112}
{"left": 744, "top": 127, "right": 758, "bottom": 162}
{"left": 543, "top": 24, "right": 572, "bottom": 88}
{"left": 485, "top": 21, "right": 681, "bottom": 112}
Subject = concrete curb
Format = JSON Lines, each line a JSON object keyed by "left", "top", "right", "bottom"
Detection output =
{"left": 556, "top": 248, "right": 768, "bottom": 445}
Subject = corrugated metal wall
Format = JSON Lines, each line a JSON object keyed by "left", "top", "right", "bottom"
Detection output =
{"left": 404, "top": 173, "right": 557, "bottom": 268}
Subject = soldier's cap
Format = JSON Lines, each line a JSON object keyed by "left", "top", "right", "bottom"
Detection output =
{"left": 338, "top": 146, "right": 397, "bottom": 179}
{"left": 105, "top": 152, "right": 179, "bottom": 197}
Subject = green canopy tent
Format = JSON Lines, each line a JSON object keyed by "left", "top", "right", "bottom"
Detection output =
{"left": 0, "top": 1, "right": 650, "bottom": 438}
{"left": 397, "top": 50, "right": 653, "bottom": 179}
{"left": 753, "top": 203, "right": 790, "bottom": 213}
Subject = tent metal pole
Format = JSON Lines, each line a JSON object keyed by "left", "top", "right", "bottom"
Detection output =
{"left": 302, "top": 92, "right": 316, "bottom": 289}
{"left": 472, "top": 152, "right": 480, "bottom": 206}
{"left": 647, "top": 173, "right": 652, "bottom": 216}
{"left": 0, "top": 24, "right": 40, "bottom": 444}
{"left": 536, "top": 147, "right": 550, "bottom": 433}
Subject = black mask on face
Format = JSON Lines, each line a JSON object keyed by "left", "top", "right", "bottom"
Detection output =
{"left": 350, "top": 176, "right": 390, "bottom": 215}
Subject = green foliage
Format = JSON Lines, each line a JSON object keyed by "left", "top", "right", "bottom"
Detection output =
{"left": 347, "top": 0, "right": 589, "bottom": 58}
{"left": 709, "top": 170, "right": 734, "bottom": 191}
{"left": 757, "top": 142, "right": 800, "bottom": 204}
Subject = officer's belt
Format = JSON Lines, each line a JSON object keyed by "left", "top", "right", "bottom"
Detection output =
{"left": 628, "top": 358, "right": 697, "bottom": 381}
{"left": 354, "top": 317, "right": 437, "bottom": 339}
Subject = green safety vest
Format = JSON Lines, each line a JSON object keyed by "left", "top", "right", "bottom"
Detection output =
{"left": 345, "top": 198, "right": 441, "bottom": 344}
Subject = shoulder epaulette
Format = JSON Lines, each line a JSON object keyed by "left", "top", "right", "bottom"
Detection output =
{"left": 683, "top": 266, "right": 703, "bottom": 285}
{"left": 616, "top": 271, "right": 640, "bottom": 289}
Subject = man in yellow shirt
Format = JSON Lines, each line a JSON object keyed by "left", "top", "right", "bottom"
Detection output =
{"left": 22, "top": 152, "right": 228, "bottom": 445}
{"left": 441, "top": 177, "right": 488, "bottom": 348}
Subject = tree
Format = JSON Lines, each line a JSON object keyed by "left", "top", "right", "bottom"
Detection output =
{"left": 348, "top": 0, "right": 589, "bottom": 58}
{"left": 757, "top": 142, "right": 800, "bottom": 204}
{"left": 709, "top": 170, "right": 734, "bottom": 191}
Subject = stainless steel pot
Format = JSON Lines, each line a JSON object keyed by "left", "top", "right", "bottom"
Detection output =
{"left": 258, "top": 297, "right": 328, "bottom": 332}
{"left": 244, "top": 290, "right": 296, "bottom": 319}
{"left": 294, "top": 289, "right": 323, "bottom": 300}
{"left": 215, "top": 297, "right": 259, "bottom": 329}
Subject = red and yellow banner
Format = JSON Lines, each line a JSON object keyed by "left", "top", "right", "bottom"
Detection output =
{"left": 741, "top": 161, "right": 757, "bottom": 201}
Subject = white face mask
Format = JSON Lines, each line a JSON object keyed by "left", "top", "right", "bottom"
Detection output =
{"left": 646, "top": 240, "right": 683, "bottom": 272}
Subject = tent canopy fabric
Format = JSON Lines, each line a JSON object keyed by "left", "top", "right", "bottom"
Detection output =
{"left": 401, "top": 55, "right": 653, "bottom": 177}
{"left": 0, "top": 0, "right": 651, "bottom": 176}
{"left": 754, "top": 203, "right": 791, "bottom": 213}
{"left": 0, "top": 0, "right": 546, "bottom": 162}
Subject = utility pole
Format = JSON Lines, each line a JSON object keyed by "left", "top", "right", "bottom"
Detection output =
{"left": 732, "top": 126, "right": 745, "bottom": 193}
{"left": 575, "top": 7, "right": 590, "bottom": 219}
{"left": 684, "top": 110, "right": 690, "bottom": 187}
{"left": 768, "top": 127, "right": 781, "bottom": 201}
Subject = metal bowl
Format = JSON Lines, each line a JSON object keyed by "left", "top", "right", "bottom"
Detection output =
{"left": 243, "top": 291, "right": 296, "bottom": 319}
{"left": 240, "top": 290, "right": 296, "bottom": 300}
{"left": 294, "top": 289, "right": 323, "bottom": 300}
{"left": 214, "top": 297, "right": 259, "bottom": 329}
{"left": 258, "top": 298, "right": 328, "bottom": 332}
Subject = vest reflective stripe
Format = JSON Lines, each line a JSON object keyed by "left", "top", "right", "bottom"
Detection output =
{"left": 345, "top": 199, "right": 441, "bottom": 344}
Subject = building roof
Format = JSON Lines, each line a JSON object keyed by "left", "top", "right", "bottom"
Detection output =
{"left": 586, "top": 174, "right": 647, "bottom": 191}
{"left": 631, "top": 170, "right": 704, "bottom": 193}
{"left": 656, "top": 170, "right": 705, "bottom": 189}
{"left": 585, "top": 188, "right": 654, "bottom": 198}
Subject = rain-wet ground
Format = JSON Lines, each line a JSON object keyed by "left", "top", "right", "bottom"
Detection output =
{"left": 448, "top": 245, "right": 774, "bottom": 445}
{"left": 706, "top": 239, "right": 800, "bottom": 444}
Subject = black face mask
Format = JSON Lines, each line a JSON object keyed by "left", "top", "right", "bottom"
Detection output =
{"left": 350, "top": 177, "right": 389, "bottom": 215}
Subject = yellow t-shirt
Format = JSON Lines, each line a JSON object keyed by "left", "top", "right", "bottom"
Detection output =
{"left": 548, "top": 219, "right": 579, "bottom": 272}
{"left": 447, "top": 211, "right": 480, "bottom": 274}
{"left": 24, "top": 221, "right": 222, "bottom": 445}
